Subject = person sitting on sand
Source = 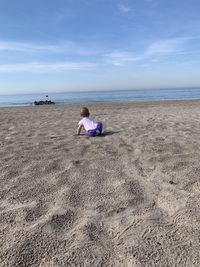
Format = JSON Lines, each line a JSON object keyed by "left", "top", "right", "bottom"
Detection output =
{"left": 77, "top": 107, "right": 103, "bottom": 137}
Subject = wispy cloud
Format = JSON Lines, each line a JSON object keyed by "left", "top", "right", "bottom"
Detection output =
{"left": 0, "top": 40, "right": 98, "bottom": 56}
{"left": 0, "top": 62, "right": 96, "bottom": 73}
{"left": 145, "top": 38, "right": 185, "bottom": 55}
{"left": 105, "top": 37, "right": 197, "bottom": 66}
{"left": 0, "top": 37, "right": 198, "bottom": 70}
{"left": 117, "top": 3, "right": 131, "bottom": 13}
{"left": 0, "top": 41, "right": 62, "bottom": 53}
{"left": 105, "top": 51, "right": 141, "bottom": 66}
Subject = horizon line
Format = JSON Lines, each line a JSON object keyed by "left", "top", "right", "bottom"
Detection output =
{"left": 0, "top": 86, "right": 200, "bottom": 96}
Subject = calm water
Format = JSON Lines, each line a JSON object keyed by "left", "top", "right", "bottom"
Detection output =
{"left": 0, "top": 88, "right": 200, "bottom": 107}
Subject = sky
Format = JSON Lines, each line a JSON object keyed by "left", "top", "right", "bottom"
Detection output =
{"left": 0, "top": 0, "right": 200, "bottom": 94}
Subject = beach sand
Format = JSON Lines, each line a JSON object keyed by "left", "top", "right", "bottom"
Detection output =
{"left": 1, "top": 100, "right": 200, "bottom": 266}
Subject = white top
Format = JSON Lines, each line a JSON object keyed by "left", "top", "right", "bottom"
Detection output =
{"left": 78, "top": 117, "right": 98, "bottom": 131}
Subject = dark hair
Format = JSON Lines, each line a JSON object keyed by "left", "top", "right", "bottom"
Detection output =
{"left": 80, "top": 107, "right": 90, "bottom": 117}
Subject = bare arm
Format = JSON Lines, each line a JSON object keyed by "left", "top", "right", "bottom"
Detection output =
{"left": 77, "top": 124, "right": 83, "bottom": 135}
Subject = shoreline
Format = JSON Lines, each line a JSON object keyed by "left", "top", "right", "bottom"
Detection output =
{"left": 1, "top": 97, "right": 200, "bottom": 109}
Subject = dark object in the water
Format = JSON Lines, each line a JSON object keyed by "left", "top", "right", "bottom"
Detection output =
{"left": 34, "top": 100, "right": 55, "bottom": 105}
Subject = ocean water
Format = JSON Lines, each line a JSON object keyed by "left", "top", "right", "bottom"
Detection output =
{"left": 0, "top": 87, "right": 200, "bottom": 107}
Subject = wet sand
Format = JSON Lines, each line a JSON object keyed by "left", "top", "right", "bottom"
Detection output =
{"left": 1, "top": 100, "right": 200, "bottom": 266}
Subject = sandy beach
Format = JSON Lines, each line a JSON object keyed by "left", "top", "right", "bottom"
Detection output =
{"left": 1, "top": 100, "right": 200, "bottom": 266}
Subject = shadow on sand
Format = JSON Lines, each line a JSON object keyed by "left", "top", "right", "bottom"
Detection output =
{"left": 99, "top": 131, "right": 120, "bottom": 137}
{"left": 73, "top": 131, "right": 120, "bottom": 138}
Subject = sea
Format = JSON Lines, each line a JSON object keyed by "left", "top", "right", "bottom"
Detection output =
{"left": 0, "top": 87, "right": 200, "bottom": 107}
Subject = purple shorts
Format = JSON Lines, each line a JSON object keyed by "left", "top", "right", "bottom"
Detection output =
{"left": 86, "top": 122, "right": 103, "bottom": 137}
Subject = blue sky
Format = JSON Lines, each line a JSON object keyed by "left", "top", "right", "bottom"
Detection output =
{"left": 0, "top": 0, "right": 200, "bottom": 94}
